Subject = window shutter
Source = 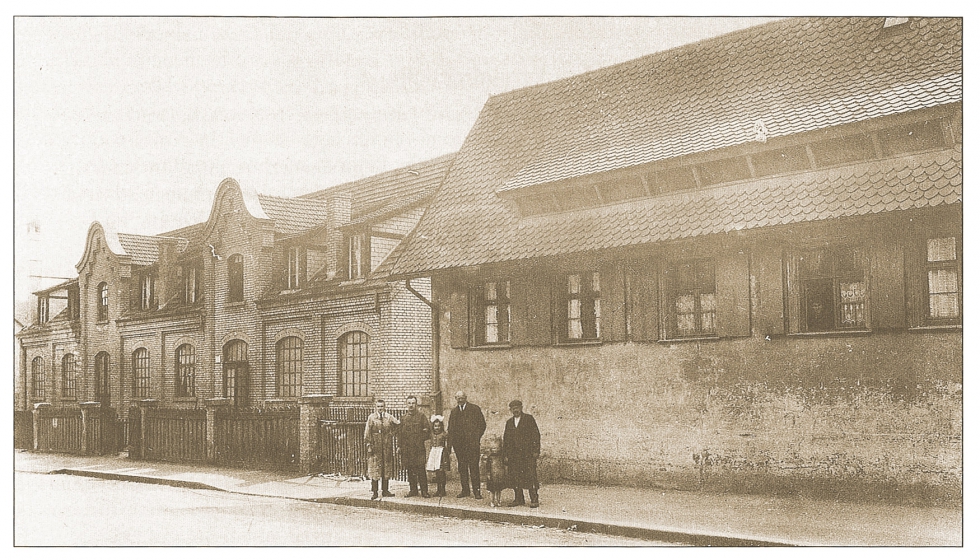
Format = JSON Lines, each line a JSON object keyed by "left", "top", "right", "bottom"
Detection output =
{"left": 600, "top": 264, "right": 627, "bottom": 342}
{"left": 522, "top": 276, "right": 553, "bottom": 346}
{"left": 871, "top": 240, "right": 905, "bottom": 329}
{"left": 784, "top": 251, "right": 802, "bottom": 334}
{"left": 716, "top": 251, "right": 751, "bottom": 337}
{"left": 628, "top": 258, "right": 660, "bottom": 342}
{"left": 905, "top": 241, "right": 924, "bottom": 327}
{"left": 753, "top": 249, "right": 785, "bottom": 336}
{"left": 449, "top": 288, "right": 469, "bottom": 349}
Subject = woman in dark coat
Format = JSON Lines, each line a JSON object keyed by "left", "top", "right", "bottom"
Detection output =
{"left": 502, "top": 399, "right": 540, "bottom": 507}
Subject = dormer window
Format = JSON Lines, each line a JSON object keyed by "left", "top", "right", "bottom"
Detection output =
{"left": 347, "top": 234, "right": 369, "bottom": 279}
{"left": 68, "top": 284, "right": 80, "bottom": 320}
{"left": 139, "top": 273, "right": 155, "bottom": 311}
{"left": 182, "top": 266, "right": 199, "bottom": 304}
{"left": 287, "top": 246, "right": 307, "bottom": 289}
{"left": 228, "top": 254, "right": 244, "bottom": 302}
{"left": 36, "top": 296, "right": 49, "bottom": 324}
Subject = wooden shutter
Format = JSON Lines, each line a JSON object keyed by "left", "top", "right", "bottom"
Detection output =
{"left": 716, "top": 251, "right": 751, "bottom": 337}
{"left": 628, "top": 258, "right": 660, "bottom": 342}
{"left": 449, "top": 287, "right": 469, "bottom": 349}
{"left": 871, "top": 239, "right": 904, "bottom": 329}
{"left": 783, "top": 251, "right": 801, "bottom": 334}
{"left": 600, "top": 263, "right": 627, "bottom": 342}
{"left": 753, "top": 249, "right": 785, "bottom": 336}
{"left": 526, "top": 277, "right": 554, "bottom": 346}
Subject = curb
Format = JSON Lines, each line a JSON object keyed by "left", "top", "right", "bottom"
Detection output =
{"left": 44, "top": 468, "right": 794, "bottom": 546}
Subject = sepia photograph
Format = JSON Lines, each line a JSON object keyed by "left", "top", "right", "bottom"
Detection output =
{"left": 12, "top": 9, "right": 963, "bottom": 547}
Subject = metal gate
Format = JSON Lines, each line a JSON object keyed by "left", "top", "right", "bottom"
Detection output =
{"left": 317, "top": 406, "right": 407, "bottom": 481}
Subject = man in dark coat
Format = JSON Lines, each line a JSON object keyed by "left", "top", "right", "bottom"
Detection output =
{"left": 502, "top": 399, "right": 540, "bottom": 507}
{"left": 397, "top": 395, "right": 431, "bottom": 497}
{"left": 447, "top": 390, "right": 486, "bottom": 499}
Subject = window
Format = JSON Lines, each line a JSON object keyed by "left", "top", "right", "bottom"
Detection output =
{"left": 878, "top": 119, "right": 945, "bottom": 156}
{"left": 223, "top": 340, "right": 249, "bottom": 406}
{"left": 287, "top": 247, "right": 306, "bottom": 289}
{"left": 132, "top": 348, "right": 150, "bottom": 399}
{"left": 94, "top": 352, "right": 110, "bottom": 403}
{"left": 61, "top": 354, "right": 77, "bottom": 399}
{"left": 139, "top": 273, "right": 155, "bottom": 310}
{"left": 31, "top": 357, "right": 45, "bottom": 400}
{"left": 37, "top": 296, "right": 49, "bottom": 324}
{"left": 276, "top": 337, "right": 303, "bottom": 397}
{"left": 175, "top": 345, "right": 195, "bottom": 398}
{"left": 697, "top": 156, "right": 752, "bottom": 187}
{"left": 227, "top": 255, "right": 244, "bottom": 302}
{"left": 796, "top": 247, "right": 868, "bottom": 332}
{"left": 68, "top": 284, "right": 80, "bottom": 320}
{"left": 475, "top": 281, "right": 511, "bottom": 345}
{"left": 182, "top": 266, "right": 199, "bottom": 304}
{"left": 750, "top": 146, "right": 811, "bottom": 177}
{"left": 338, "top": 331, "right": 369, "bottom": 397}
{"left": 97, "top": 282, "right": 109, "bottom": 322}
{"left": 666, "top": 260, "right": 717, "bottom": 338}
{"left": 924, "top": 237, "right": 960, "bottom": 323}
{"left": 558, "top": 272, "right": 600, "bottom": 342}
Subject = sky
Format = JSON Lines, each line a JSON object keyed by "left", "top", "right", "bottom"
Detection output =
{"left": 13, "top": 16, "right": 777, "bottom": 304}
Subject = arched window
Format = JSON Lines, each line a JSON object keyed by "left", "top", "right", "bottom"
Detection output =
{"left": 175, "top": 344, "right": 195, "bottom": 398}
{"left": 61, "top": 354, "right": 77, "bottom": 399}
{"left": 276, "top": 337, "right": 303, "bottom": 397}
{"left": 227, "top": 255, "right": 244, "bottom": 302}
{"left": 97, "top": 282, "right": 109, "bottom": 322}
{"left": 338, "top": 331, "right": 369, "bottom": 397}
{"left": 31, "top": 357, "right": 45, "bottom": 400}
{"left": 223, "top": 340, "right": 249, "bottom": 407}
{"left": 94, "top": 351, "right": 110, "bottom": 404}
{"left": 132, "top": 348, "right": 150, "bottom": 399}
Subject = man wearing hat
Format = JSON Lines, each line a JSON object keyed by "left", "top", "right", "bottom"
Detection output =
{"left": 502, "top": 399, "right": 541, "bottom": 508}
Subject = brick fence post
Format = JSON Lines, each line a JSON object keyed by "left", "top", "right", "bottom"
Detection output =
{"left": 79, "top": 401, "right": 101, "bottom": 455}
{"left": 205, "top": 398, "right": 232, "bottom": 464}
{"left": 298, "top": 395, "right": 332, "bottom": 474}
{"left": 137, "top": 399, "right": 158, "bottom": 459}
{"left": 32, "top": 402, "right": 51, "bottom": 451}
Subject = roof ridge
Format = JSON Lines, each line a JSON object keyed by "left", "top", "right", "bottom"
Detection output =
{"left": 300, "top": 152, "right": 457, "bottom": 200}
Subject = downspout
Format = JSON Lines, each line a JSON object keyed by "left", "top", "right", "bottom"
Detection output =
{"left": 405, "top": 278, "right": 441, "bottom": 414}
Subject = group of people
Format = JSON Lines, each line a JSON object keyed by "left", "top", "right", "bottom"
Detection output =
{"left": 363, "top": 391, "right": 540, "bottom": 508}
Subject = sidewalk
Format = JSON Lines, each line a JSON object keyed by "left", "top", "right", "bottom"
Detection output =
{"left": 15, "top": 450, "right": 960, "bottom": 546}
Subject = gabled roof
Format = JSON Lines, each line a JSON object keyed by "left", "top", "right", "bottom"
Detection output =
{"left": 391, "top": 17, "right": 962, "bottom": 276}
{"left": 256, "top": 195, "right": 335, "bottom": 235}
{"left": 116, "top": 233, "right": 189, "bottom": 266}
{"left": 303, "top": 153, "right": 455, "bottom": 219}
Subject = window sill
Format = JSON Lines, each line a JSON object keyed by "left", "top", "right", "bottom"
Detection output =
{"left": 468, "top": 343, "right": 513, "bottom": 351}
{"left": 225, "top": 301, "right": 246, "bottom": 308}
{"left": 908, "top": 325, "right": 962, "bottom": 333}
{"left": 555, "top": 340, "right": 602, "bottom": 347}
{"left": 174, "top": 396, "right": 197, "bottom": 402}
{"left": 331, "top": 396, "right": 375, "bottom": 404}
{"left": 787, "top": 330, "right": 872, "bottom": 338}
{"left": 657, "top": 336, "right": 721, "bottom": 344}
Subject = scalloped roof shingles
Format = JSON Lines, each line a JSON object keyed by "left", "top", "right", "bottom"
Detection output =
{"left": 391, "top": 17, "right": 962, "bottom": 276}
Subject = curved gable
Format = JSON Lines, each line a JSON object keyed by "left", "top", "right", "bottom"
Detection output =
{"left": 201, "top": 178, "right": 273, "bottom": 242}
{"left": 75, "top": 221, "right": 130, "bottom": 273}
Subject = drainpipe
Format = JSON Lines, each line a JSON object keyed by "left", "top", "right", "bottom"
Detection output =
{"left": 405, "top": 278, "right": 441, "bottom": 414}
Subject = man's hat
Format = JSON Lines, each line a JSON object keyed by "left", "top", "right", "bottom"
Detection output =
{"left": 508, "top": 400, "right": 523, "bottom": 408}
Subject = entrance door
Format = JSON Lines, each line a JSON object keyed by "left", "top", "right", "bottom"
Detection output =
{"left": 222, "top": 340, "right": 249, "bottom": 408}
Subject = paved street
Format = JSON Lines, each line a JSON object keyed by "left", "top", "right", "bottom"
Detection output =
{"left": 15, "top": 472, "right": 668, "bottom": 546}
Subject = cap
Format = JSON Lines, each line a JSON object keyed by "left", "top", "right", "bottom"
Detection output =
{"left": 508, "top": 400, "right": 523, "bottom": 408}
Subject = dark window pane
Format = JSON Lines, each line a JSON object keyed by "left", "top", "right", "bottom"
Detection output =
{"left": 803, "top": 279, "right": 835, "bottom": 332}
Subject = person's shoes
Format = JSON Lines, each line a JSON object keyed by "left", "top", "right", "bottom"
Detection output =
{"left": 381, "top": 491, "right": 395, "bottom": 497}
{"left": 371, "top": 492, "right": 378, "bottom": 500}
{"left": 420, "top": 492, "right": 430, "bottom": 498}
{"left": 529, "top": 501, "right": 539, "bottom": 508}
{"left": 406, "top": 491, "right": 419, "bottom": 497}
{"left": 435, "top": 490, "right": 446, "bottom": 497}
{"left": 473, "top": 491, "right": 483, "bottom": 499}
{"left": 456, "top": 491, "right": 470, "bottom": 498}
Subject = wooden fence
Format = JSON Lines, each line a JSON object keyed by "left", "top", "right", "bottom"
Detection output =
{"left": 143, "top": 408, "right": 207, "bottom": 463}
{"left": 32, "top": 405, "right": 122, "bottom": 456}
{"left": 214, "top": 407, "right": 300, "bottom": 471}
{"left": 317, "top": 406, "right": 407, "bottom": 481}
{"left": 14, "top": 411, "right": 33, "bottom": 449}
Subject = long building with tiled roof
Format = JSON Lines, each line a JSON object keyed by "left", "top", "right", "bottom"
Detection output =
{"left": 388, "top": 17, "right": 962, "bottom": 503}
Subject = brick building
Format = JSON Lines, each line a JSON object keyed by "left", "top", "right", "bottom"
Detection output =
{"left": 17, "top": 154, "right": 453, "bottom": 418}
{"left": 390, "top": 18, "right": 962, "bottom": 501}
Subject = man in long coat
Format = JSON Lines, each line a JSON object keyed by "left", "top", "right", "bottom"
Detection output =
{"left": 502, "top": 399, "right": 540, "bottom": 507}
{"left": 397, "top": 395, "right": 431, "bottom": 497}
{"left": 447, "top": 391, "right": 486, "bottom": 499}
{"left": 364, "top": 398, "right": 399, "bottom": 499}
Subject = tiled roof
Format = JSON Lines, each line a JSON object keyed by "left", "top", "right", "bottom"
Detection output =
{"left": 303, "top": 153, "right": 455, "bottom": 218}
{"left": 159, "top": 222, "right": 205, "bottom": 242}
{"left": 341, "top": 190, "right": 433, "bottom": 229}
{"left": 116, "top": 233, "right": 189, "bottom": 266}
{"left": 256, "top": 195, "right": 334, "bottom": 235}
{"left": 392, "top": 17, "right": 962, "bottom": 276}
{"left": 396, "top": 148, "right": 961, "bottom": 272}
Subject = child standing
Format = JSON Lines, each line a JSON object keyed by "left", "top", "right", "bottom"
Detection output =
{"left": 481, "top": 435, "right": 506, "bottom": 507}
{"left": 426, "top": 416, "right": 450, "bottom": 497}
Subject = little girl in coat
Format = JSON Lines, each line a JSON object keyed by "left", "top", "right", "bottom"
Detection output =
{"left": 481, "top": 435, "right": 506, "bottom": 507}
{"left": 426, "top": 416, "right": 450, "bottom": 497}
